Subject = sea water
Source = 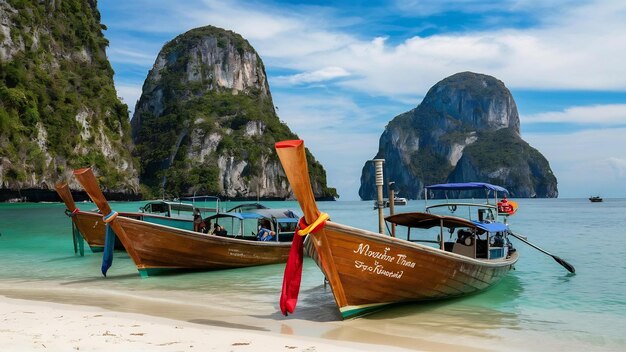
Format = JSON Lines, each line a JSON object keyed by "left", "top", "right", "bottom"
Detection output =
{"left": 0, "top": 199, "right": 625, "bottom": 351}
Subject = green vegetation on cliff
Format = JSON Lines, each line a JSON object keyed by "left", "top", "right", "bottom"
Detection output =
{"left": 133, "top": 26, "right": 336, "bottom": 199}
{"left": 0, "top": 0, "right": 135, "bottom": 190}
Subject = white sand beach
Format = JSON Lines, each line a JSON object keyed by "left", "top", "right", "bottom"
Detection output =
{"left": 0, "top": 296, "right": 414, "bottom": 352}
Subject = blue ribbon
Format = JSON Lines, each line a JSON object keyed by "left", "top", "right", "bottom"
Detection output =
{"left": 72, "top": 222, "right": 84, "bottom": 257}
{"left": 101, "top": 211, "right": 118, "bottom": 277}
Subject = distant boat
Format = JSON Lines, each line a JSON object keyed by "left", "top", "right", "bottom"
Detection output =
{"left": 589, "top": 196, "right": 603, "bottom": 202}
{"left": 373, "top": 197, "right": 409, "bottom": 209}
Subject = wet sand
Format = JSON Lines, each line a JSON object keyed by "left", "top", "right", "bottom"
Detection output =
{"left": 0, "top": 280, "right": 503, "bottom": 352}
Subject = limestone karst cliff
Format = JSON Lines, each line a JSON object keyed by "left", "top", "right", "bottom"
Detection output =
{"left": 359, "top": 72, "right": 557, "bottom": 199}
{"left": 0, "top": 0, "right": 139, "bottom": 201}
{"left": 131, "top": 26, "right": 337, "bottom": 199}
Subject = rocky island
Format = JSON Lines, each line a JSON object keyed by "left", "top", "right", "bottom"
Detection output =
{"left": 359, "top": 72, "right": 558, "bottom": 199}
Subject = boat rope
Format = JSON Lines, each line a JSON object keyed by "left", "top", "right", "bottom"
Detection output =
{"left": 296, "top": 212, "right": 329, "bottom": 236}
{"left": 64, "top": 207, "right": 80, "bottom": 217}
{"left": 103, "top": 210, "right": 118, "bottom": 223}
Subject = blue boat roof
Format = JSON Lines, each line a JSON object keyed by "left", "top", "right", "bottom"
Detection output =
{"left": 425, "top": 182, "right": 509, "bottom": 194}
{"left": 473, "top": 221, "right": 508, "bottom": 233}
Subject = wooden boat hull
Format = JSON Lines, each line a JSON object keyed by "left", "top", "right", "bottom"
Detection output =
{"left": 306, "top": 221, "right": 518, "bottom": 319}
{"left": 69, "top": 211, "right": 136, "bottom": 252}
{"left": 112, "top": 216, "right": 291, "bottom": 277}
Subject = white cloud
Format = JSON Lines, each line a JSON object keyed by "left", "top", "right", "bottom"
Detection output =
{"left": 607, "top": 157, "right": 626, "bottom": 178}
{"left": 523, "top": 104, "right": 626, "bottom": 125}
{"left": 107, "top": 47, "right": 157, "bottom": 66}
{"left": 274, "top": 67, "right": 350, "bottom": 85}
{"left": 525, "top": 128, "right": 626, "bottom": 197}
{"left": 272, "top": 92, "right": 402, "bottom": 199}
{"left": 103, "top": 1, "right": 626, "bottom": 94}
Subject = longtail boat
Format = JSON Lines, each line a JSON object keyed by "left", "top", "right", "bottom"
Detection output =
{"left": 72, "top": 168, "right": 295, "bottom": 277}
{"left": 54, "top": 184, "right": 216, "bottom": 254}
{"left": 275, "top": 140, "right": 520, "bottom": 319}
{"left": 55, "top": 182, "right": 127, "bottom": 254}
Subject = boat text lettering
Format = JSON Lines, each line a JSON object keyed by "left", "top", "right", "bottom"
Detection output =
{"left": 395, "top": 254, "right": 416, "bottom": 268}
{"left": 353, "top": 244, "right": 394, "bottom": 262}
{"left": 354, "top": 260, "right": 404, "bottom": 279}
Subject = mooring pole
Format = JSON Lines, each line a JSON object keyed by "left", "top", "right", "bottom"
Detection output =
{"left": 388, "top": 181, "right": 396, "bottom": 237}
{"left": 373, "top": 159, "right": 385, "bottom": 235}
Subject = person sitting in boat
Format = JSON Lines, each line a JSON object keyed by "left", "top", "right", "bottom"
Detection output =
{"left": 193, "top": 208, "right": 203, "bottom": 232}
{"left": 257, "top": 221, "right": 275, "bottom": 241}
{"left": 212, "top": 223, "right": 227, "bottom": 236}
{"left": 457, "top": 229, "right": 473, "bottom": 245}
{"left": 202, "top": 220, "right": 211, "bottom": 234}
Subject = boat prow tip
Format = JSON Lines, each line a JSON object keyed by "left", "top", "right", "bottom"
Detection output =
{"left": 275, "top": 140, "right": 303, "bottom": 148}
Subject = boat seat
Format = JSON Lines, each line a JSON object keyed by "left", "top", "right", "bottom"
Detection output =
{"left": 452, "top": 242, "right": 476, "bottom": 258}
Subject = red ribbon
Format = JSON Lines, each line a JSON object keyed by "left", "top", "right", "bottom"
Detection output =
{"left": 279, "top": 216, "right": 326, "bottom": 316}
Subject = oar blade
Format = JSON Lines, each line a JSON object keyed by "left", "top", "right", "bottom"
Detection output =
{"left": 553, "top": 255, "right": 576, "bottom": 274}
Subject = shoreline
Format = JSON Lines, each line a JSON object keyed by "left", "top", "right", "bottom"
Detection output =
{"left": 0, "top": 281, "right": 496, "bottom": 352}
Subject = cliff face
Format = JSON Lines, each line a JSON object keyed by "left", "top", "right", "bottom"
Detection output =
{"left": 132, "top": 26, "right": 336, "bottom": 199}
{"left": 0, "top": 0, "right": 138, "bottom": 198}
{"left": 359, "top": 72, "right": 557, "bottom": 199}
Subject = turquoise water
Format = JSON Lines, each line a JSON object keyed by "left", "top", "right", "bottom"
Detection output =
{"left": 1, "top": 199, "right": 625, "bottom": 351}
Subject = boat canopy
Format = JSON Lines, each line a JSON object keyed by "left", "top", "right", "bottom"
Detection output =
{"left": 472, "top": 221, "right": 508, "bottom": 232}
{"left": 252, "top": 208, "right": 299, "bottom": 219}
{"left": 425, "top": 182, "right": 509, "bottom": 194}
{"left": 227, "top": 203, "right": 270, "bottom": 212}
{"left": 386, "top": 212, "right": 477, "bottom": 229}
{"left": 206, "top": 209, "right": 298, "bottom": 222}
{"left": 206, "top": 212, "right": 263, "bottom": 221}
{"left": 180, "top": 195, "right": 221, "bottom": 202}
{"left": 386, "top": 212, "right": 508, "bottom": 233}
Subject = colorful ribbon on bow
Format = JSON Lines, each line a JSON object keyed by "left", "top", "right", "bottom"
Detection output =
{"left": 279, "top": 212, "right": 329, "bottom": 316}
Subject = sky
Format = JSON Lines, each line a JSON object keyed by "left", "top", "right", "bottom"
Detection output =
{"left": 98, "top": 0, "right": 626, "bottom": 200}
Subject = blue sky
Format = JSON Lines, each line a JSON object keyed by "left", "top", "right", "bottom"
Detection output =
{"left": 99, "top": 0, "right": 626, "bottom": 199}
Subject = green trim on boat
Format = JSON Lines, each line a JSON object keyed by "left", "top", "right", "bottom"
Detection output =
{"left": 340, "top": 303, "right": 389, "bottom": 319}
{"left": 137, "top": 267, "right": 188, "bottom": 278}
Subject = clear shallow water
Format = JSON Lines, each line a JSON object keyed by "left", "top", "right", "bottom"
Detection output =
{"left": 0, "top": 199, "right": 625, "bottom": 351}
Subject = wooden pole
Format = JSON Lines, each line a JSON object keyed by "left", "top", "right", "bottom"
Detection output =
{"left": 373, "top": 159, "right": 385, "bottom": 235}
{"left": 388, "top": 181, "right": 396, "bottom": 237}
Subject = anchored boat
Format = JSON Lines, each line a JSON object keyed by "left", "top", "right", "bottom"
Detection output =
{"left": 54, "top": 184, "right": 219, "bottom": 254}
{"left": 275, "top": 140, "right": 521, "bottom": 319}
{"left": 71, "top": 168, "right": 298, "bottom": 277}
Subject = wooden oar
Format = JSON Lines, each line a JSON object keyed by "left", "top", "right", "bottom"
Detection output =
{"left": 55, "top": 182, "right": 82, "bottom": 255}
{"left": 73, "top": 168, "right": 143, "bottom": 273}
{"left": 509, "top": 232, "right": 575, "bottom": 274}
{"left": 275, "top": 140, "right": 321, "bottom": 224}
